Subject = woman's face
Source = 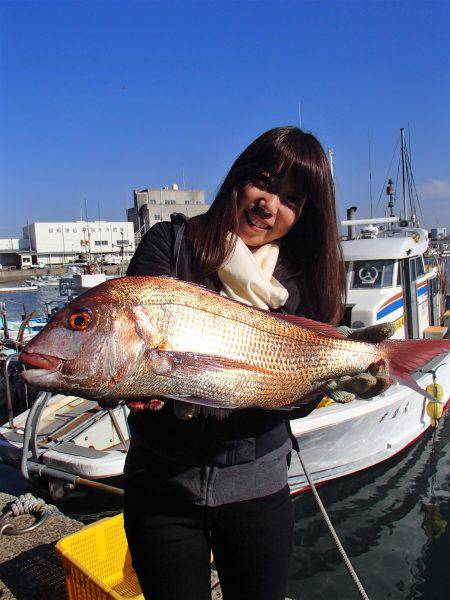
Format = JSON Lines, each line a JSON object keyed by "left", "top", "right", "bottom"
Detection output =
{"left": 236, "top": 182, "right": 304, "bottom": 248}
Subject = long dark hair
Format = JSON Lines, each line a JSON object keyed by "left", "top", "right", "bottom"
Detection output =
{"left": 188, "top": 126, "right": 346, "bottom": 324}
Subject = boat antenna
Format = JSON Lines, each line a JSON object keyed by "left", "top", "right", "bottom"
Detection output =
{"left": 401, "top": 128, "right": 408, "bottom": 223}
{"left": 368, "top": 131, "right": 373, "bottom": 218}
{"left": 386, "top": 179, "right": 395, "bottom": 220}
{"left": 375, "top": 136, "right": 399, "bottom": 214}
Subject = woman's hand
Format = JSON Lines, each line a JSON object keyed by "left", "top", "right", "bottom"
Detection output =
{"left": 125, "top": 397, "right": 197, "bottom": 420}
{"left": 323, "top": 322, "right": 396, "bottom": 403}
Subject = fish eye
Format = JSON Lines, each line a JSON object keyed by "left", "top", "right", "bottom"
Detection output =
{"left": 68, "top": 309, "right": 92, "bottom": 331}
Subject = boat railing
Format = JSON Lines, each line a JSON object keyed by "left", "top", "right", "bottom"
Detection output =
{"left": 19, "top": 390, "right": 125, "bottom": 497}
{"left": 1, "top": 352, "right": 21, "bottom": 429}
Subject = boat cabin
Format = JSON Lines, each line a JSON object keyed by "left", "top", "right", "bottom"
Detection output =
{"left": 341, "top": 226, "right": 442, "bottom": 339}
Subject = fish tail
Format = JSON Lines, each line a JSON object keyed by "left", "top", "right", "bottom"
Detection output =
{"left": 381, "top": 339, "right": 450, "bottom": 400}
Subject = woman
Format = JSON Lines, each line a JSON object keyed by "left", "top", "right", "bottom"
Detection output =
{"left": 123, "top": 126, "right": 388, "bottom": 600}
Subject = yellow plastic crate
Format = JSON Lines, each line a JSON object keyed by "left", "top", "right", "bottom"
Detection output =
{"left": 56, "top": 513, "right": 143, "bottom": 600}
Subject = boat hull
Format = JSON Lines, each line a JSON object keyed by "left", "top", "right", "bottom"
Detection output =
{"left": 288, "top": 354, "right": 450, "bottom": 494}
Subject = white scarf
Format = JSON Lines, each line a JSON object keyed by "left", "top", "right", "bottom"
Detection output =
{"left": 218, "top": 236, "right": 289, "bottom": 310}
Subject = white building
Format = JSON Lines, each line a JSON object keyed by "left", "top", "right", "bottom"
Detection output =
{"left": 22, "top": 220, "right": 135, "bottom": 265}
{"left": 0, "top": 239, "right": 20, "bottom": 251}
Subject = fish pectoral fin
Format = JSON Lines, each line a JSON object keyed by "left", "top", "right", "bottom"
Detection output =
{"left": 165, "top": 351, "right": 269, "bottom": 375}
{"left": 146, "top": 350, "right": 257, "bottom": 378}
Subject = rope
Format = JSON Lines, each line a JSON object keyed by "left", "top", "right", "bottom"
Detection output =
{"left": 296, "top": 448, "right": 370, "bottom": 600}
{"left": 9, "top": 493, "right": 61, "bottom": 518}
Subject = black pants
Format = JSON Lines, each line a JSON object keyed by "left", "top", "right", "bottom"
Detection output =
{"left": 124, "top": 483, "right": 294, "bottom": 600}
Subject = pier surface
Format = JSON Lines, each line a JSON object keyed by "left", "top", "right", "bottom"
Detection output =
{"left": 0, "top": 467, "right": 83, "bottom": 599}
{"left": 0, "top": 464, "right": 222, "bottom": 599}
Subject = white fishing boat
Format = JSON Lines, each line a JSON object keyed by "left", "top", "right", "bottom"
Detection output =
{"left": 0, "top": 130, "right": 448, "bottom": 499}
{"left": 289, "top": 129, "right": 449, "bottom": 492}
{"left": 288, "top": 219, "right": 449, "bottom": 494}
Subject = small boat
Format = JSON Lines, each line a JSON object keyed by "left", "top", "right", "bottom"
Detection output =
{"left": 26, "top": 275, "right": 60, "bottom": 288}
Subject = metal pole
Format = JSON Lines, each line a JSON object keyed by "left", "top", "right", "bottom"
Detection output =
{"left": 401, "top": 128, "right": 408, "bottom": 222}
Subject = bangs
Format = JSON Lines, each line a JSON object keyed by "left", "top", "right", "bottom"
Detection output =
{"left": 234, "top": 127, "right": 320, "bottom": 202}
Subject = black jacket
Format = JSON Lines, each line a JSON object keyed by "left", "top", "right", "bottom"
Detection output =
{"left": 124, "top": 214, "right": 319, "bottom": 505}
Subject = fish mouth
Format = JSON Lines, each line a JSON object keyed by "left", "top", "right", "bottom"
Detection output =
{"left": 19, "top": 351, "right": 63, "bottom": 373}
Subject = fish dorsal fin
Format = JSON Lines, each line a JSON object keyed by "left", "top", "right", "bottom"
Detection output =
{"left": 273, "top": 314, "right": 346, "bottom": 339}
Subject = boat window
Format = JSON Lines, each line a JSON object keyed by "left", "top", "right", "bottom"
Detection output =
{"left": 415, "top": 256, "right": 425, "bottom": 277}
{"left": 352, "top": 260, "right": 395, "bottom": 288}
{"left": 410, "top": 258, "right": 417, "bottom": 281}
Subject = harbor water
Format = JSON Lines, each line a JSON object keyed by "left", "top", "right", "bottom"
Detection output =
{"left": 1, "top": 271, "right": 449, "bottom": 599}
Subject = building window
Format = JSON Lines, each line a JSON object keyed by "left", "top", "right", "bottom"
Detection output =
{"left": 149, "top": 199, "right": 156, "bottom": 205}
{"left": 116, "top": 240, "right": 129, "bottom": 246}
{"left": 154, "top": 214, "right": 161, "bottom": 221}
{"left": 23, "top": 257, "right": 31, "bottom": 262}
{"left": 73, "top": 228, "right": 77, "bottom": 233}
{"left": 95, "top": 240, "right": 108, "bottom": 246}
{"left": 165, "top": 199, "right": 176, "bottom": 205}
{"left": 185, "top": 200, "right": 190, "bottom": 205}
{"left": 57, "top": 228, "right": 61, "bottom": 232}
{"left": 49, "top": 228, "right": 53, "bottom": 233}
{"left": 106, "top": 227, "right": 109, "bottom": 231}
{"left": 65, "top": 228, "right": 69, "bottom": 233}
{"left": 113, "top": 228, "right": 117, "bottom": 232}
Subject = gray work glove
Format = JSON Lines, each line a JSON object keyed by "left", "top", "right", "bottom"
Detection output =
{"left": 322, "top": 322, "right": 396, "bottom": 403}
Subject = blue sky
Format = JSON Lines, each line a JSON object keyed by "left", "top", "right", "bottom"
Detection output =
{"left": 1, "top": 0, "right": 449, "bottom": 238}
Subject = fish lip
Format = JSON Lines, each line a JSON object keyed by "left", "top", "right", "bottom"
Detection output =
{"left": 19, "top": 351, "right": 63, "bottom": 373}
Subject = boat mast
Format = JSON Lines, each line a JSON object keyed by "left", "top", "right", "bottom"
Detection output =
{"left": 401, "top": 128, "right": 408, "bottom": 223}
